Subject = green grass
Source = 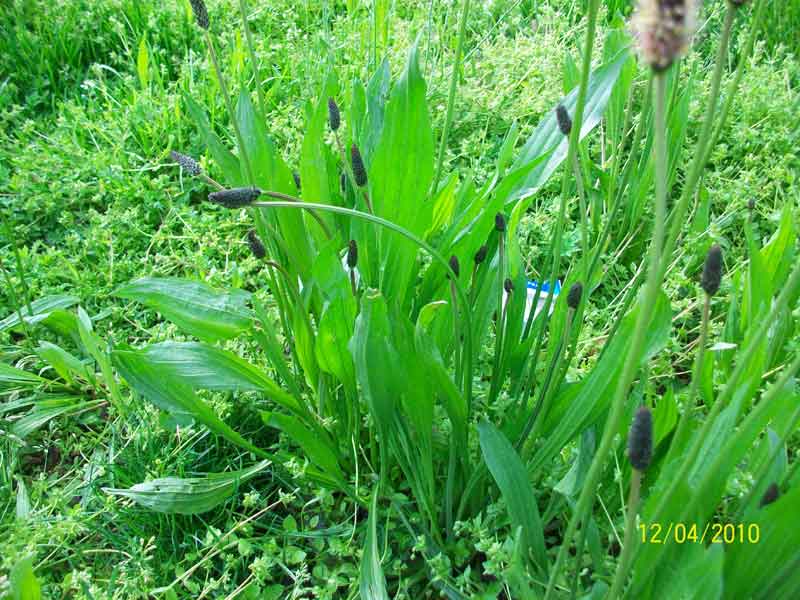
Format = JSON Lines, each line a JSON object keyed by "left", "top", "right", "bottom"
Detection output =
{"left": 1, "top": 0, "right": 799, "bottom": 598}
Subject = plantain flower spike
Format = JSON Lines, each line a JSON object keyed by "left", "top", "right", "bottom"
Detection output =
{"left": 449, "top": 255, "right": 460, "bottom": 279}
{"left": 556, "top": 105, "right": 572, "bottom": 136}
{"left": 208, "top": 187, "right": 261, "bottom": 208}
{"left": 474, "top": 245, "right": 488, "bottom": 265}
{"left": 701, "top": 244, "right": 723, "bottom": 296}
{"left": 170, "top": 151, "right": 202, "bottom": 176}
{"left": 495, "top": 213, "right": 506, "bottom": 233}
{"left": 189, "top": 0, "right": 209, "bottom": 29}
{"left": 567, "top": 282, "right": 583, "bottom": 310}
{"left": 504, "top": 278, "right": 514, "bottom": 294}
{"left": 759, "top": 483, "right": 779, "bottom": 508}
{"left": 632, "top": 0, "right": 698, "bottom": 72}
{"left": 247, "top": 229, "right": 266, "bottom": 259}
{"left": 627, "top": 406, "right": 653, "bottom": 471}
{"left": 347, "top": 240, "right": 358, "bottom": 269}
{"left": 328, "top": 98, "right": 341, "bottom": 132}
{"left": 351, "top": 144, "right": 367, "bottom": 187}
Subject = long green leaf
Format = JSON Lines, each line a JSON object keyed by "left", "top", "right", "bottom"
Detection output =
{"left": 0, "top": 294, "right": 79, "bottom": 333}
{"left": 112, "top": 349, "right": 267, "bottom": 458}
{"left": 104, "top": 460, "right": 270, "bottom": 515}
{"left": 116, "top": 277, "right": 252, "bottom": 343}
{"left": 510, "top": 50, "right": 629, "bottom": 201}
{"left": 141, "top": 341, "right": 300, "bottom": 413}
{"left": 478, "top": 420, "right": 547, "bottom": 571}
{"left": 359, "top": 490, "right": 390, "bottom": 600}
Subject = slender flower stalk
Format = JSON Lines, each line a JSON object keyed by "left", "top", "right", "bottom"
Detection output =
{"left": 488, "top": 214, "right": 508, "bottom": 404}
{"left": 432, "top": 0, "right": 472, "bottom": 193}
{"left": 608, "top": 407, "right": 653, "bottom": 598}
{"left": 237, "top": 0, "right": 268, "bottom": 119}
{"left": 544, "top": 66, "right": 669, "bottom": 600}
{"left": 247, "top": 229, "right": 267, "bottom": 259}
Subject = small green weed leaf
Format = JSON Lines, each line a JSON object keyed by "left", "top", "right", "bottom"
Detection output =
{"left": 141, "top": 341, "right": 300, "bottom": 413}
{"left": 116, "top": 277, "right": 252, "bottom": 343}
{"left": 104, "top": 460, "right": 269, "bottom": 515}
{"left": 112, "top": 349, "right": 267, "bottom": 458}
{"left": 359, "top": 490, "right": 389, "bottom": 600}
{"left": 511, "top": 50, "right": 628, "bottom": 201}
{"left": 478, "top": 420, "right": 547, "bottom": 572}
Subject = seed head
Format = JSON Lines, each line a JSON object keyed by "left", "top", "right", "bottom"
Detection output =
{"left": 340, "top": 171, "right": 347, "bottom": 193}
{"left": 504, "top": 278, "right": 514, "bottom": 294}
{"left": 701, "top": 244, "right": 723, "bottom": 296}
{"left": 208, "top": 187, "right": 261, "bottom": 208}
{"left": 632, "top": 0, "right": 698, "bottom": 72}
{"left": 351, "top": 144, "right": 367, "bottom": 187}
{"left": 247, "top": 229, "right": 266, "bottom": 259}
{"left": 759, "top": 482, "right": 779, "bottom": 508}
{"left": 347, "top": 240, "right": 358, "bottom": 269}
{"left": 170, "top": 151, "right": 201, "bottom": 176}
{"left": 556, "top": 105, "right": 572, "bottom": 136}
{"left": 627, "top": 406, "right": 653, "bottom": 471}
{"left": 474, "top": 245, "right": 488, "bottom": 265}
{"left": 189, "top": 0, "right": 209, "bottom": 29}
{"left": 449, "top": 255, "right": 460, "bottom": 279}
{"left": 747, "top": 198, "right": 756, "bottom": 211}
{"left": 328, "top": 98, "right": 341, "bottom": 131}
{"left": 567, "top": 282, "right": 583, "bottom": 310}
{"left": 293, "top": 170, "right": 301, "bottom": 190}
{"left": 495, "top": 213, "right": 506, "bottom": 233}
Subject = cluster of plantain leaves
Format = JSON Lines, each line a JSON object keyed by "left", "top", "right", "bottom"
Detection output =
{"left": 2, "top": 0, "right": 798, "bottom": 596}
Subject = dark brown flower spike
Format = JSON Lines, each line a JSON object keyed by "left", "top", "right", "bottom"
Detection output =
{"left": 351, "top": 144, "right": 367, "bottom": 187}
{"left": 495, "top": 213, "right": 506, "bottom": 233}
{"left": 189, "top": 0, "right": 209, "bottom": 29}
{"left": 474, "top": 245, "right": 488, "bottom": 265}
{"left": 247, "top": 229, "right": 266, "bottom": 259}
{"left": 208, "top": 187, "right": 262, "bottom": 208}
{"left": 556, "top": 105, "right": 572, "bottom": 136}
{"left": 449, "top": 255, "right": 460, "bottom": 279}
{"left": 627, "top": 406, "right": 653, "bottom": 471}
{"left": 759, "top": 483, "right": 779, "bottom": 508}
{"left": 504, "top": 278, "right": 514, "bottom": 294}
{"left": 347, "top": 240, "right": 358, "bottom": 269}
{"left": 567, "top": 282, "right": 583, "bottom": 310}
{"left": 170, "top": 151, "right": 202, "bottom": 176}
{"left": 328, "top": 98, "right": 341, "bottom": 132}
{"left": 701, "top": 244, "right": 723, "bottom": 296}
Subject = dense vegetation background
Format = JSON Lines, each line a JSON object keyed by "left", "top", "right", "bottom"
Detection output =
{"left": 1, "top": 0, "right": 798, "bottom": 598}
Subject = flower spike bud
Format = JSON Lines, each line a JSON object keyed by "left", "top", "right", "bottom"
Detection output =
{"left": 293, "top": 170, "right": 301, "bottom": 190}
{"left": 632, "top": 0, "right": 698, "bottom": 73}
{"left": 504, "top": 278, "right": 514, "bottom": 294}
{"left": 449, "top": 255, "right": 460, "bottom": 279}
{"left": 556, "top": 105, "right": 572, "bottom": 136}
{"left": 567, "top": 282, "right": 583, "bottom": 310}
{"left": 759, "top": 483, "right": 779, "bottom": 508}
{"left": 189, "top": 0, "right": 209, "bottom": 29}
{"left": 701, "top": 244, "right": 723, "bottom": 296}
{"left": 347, "top": 240, "right": 358, "bottom": 269}
{"left": 351, "top": 144, "right": 367, "bottom": 187}
{"left": 170, "top": 151, "right": 202, "bottom": 176}
{"left": 208, "top": 187, "right": 261, "bottom": 208}
{"left": 247, "top": 229, "right": 266, "bottom": 259}
{"left": 328, "top": 98, "right": 341, "bottom": 132}
{"left": 495, "top": 213, "right": 506, "bottom": 233}
{"left": 474, "top": 245, "right": 488, "bottom": 265}
{"left": 627, "top": 406, "right": 653, "bottom": 471}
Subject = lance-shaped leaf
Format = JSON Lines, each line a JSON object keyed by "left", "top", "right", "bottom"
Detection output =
{"left": 510, "top": 50, "right": 629, "bottom": 201}
{"left": 104, "top": 460, "right": 270, "bottom": 515}
{"left": 116, "top": 277, "right": 252, "bottom": 343}
{"left": 479, "top": 420, "right": 547, "bottom": 572}
{"left": 141, "top": 341, "right": 301, "bottom": 413}
{"left": 0, "top": 294, "right": 79, "bottom": 333}
{"left": 112, "top": 349, "right": 267, "bottom": 458}
{"left": 359, "top": 490, "right": 390, "bottom": 600}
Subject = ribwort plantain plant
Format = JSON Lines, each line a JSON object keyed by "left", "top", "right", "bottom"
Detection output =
{"left": 70, "top": 0, "right": 800, "bottom": 596}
